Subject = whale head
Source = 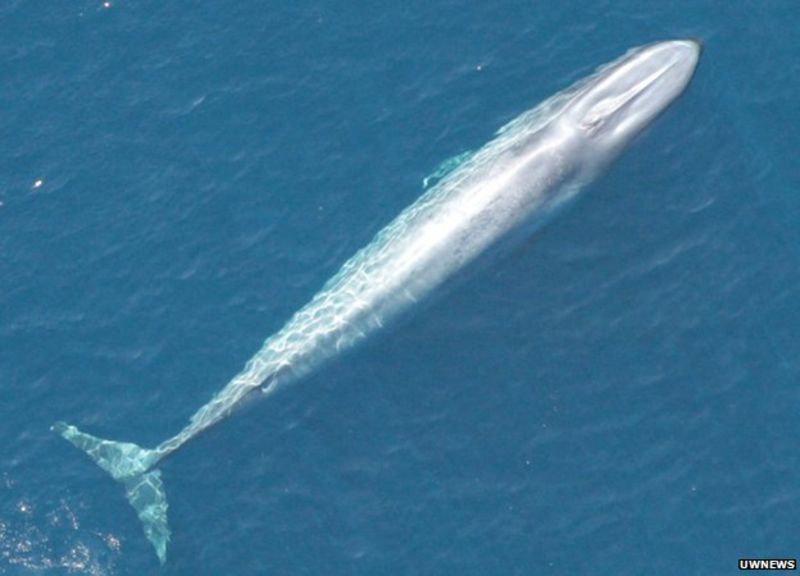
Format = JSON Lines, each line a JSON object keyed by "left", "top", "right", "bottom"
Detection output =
{"left": 563, "top": 39, "right": 702, "bottom": 178}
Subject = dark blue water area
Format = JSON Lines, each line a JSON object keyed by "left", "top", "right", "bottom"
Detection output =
{"left": 2, "top": 1, "right": 799, "bottom": 574}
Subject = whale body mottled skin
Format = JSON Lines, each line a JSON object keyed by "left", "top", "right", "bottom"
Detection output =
{"left": 53, "top": 39, "right": 701, "bottom": 563}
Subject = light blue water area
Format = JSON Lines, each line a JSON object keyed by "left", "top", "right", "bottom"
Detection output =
{"left": 2, "top": 1, "right": 799, "bottom": 574}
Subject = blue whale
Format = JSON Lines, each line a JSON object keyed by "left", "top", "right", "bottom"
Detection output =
{"left": 53, "top": 39, "right": 701, "bottom": 563}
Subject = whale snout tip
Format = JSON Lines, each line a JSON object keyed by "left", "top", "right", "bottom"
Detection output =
{"left": 671, "top": 38, "right": 704, "bottom": 62}
{"left": 688, "top": 37, "right": 704, "bottom": 53}
{"left": 655, "top": 38, "right": 702, "bottom": 81}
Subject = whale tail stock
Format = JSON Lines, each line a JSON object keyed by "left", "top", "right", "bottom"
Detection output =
{"left": 51, "top": 421, "right": 170, "bottom": 564}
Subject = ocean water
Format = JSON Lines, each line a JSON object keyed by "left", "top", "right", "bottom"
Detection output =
{"left": 2, "top": 1, "right": 799, "bottom": 574}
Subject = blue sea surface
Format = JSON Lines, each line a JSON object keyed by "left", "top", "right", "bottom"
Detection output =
{"left": 2, "top": 1, "right": 799, "bottom": 574}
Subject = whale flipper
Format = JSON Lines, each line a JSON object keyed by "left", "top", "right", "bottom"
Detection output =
{"left": 52, "top": 422, "right": 170, "bottom": 563}
{"left": 422, "top": 150, "right": 474, "bottom": 188}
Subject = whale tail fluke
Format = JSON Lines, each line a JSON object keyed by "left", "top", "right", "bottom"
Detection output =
{"left": 121, "top": 469, "right": 170, "bottom": 564}
{"left": 52, "top": 421, "right": 170, "bottom": 564}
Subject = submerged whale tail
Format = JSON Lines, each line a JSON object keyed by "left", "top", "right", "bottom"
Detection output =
{"left": 52, "top": 422, "right": 170, "bottom": 564}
